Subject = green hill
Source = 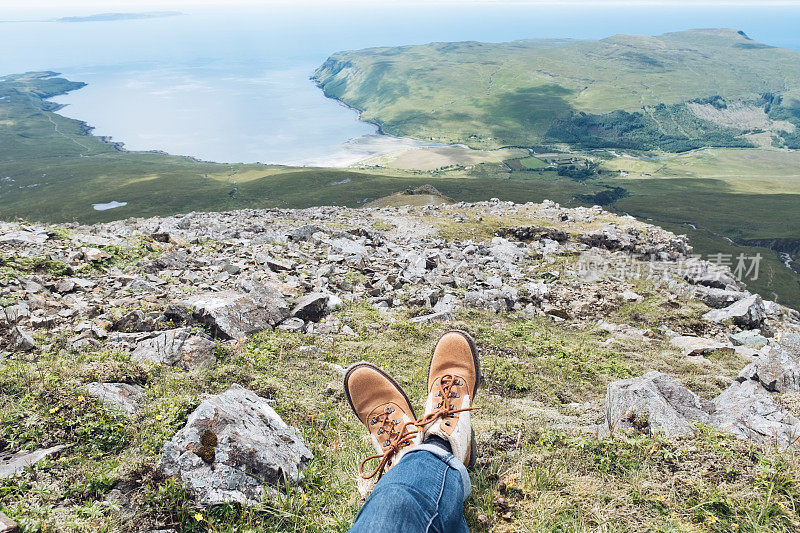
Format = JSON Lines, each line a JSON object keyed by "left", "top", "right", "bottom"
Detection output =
{"left": 313, "top": 29, "right": 800, "bottom": 151}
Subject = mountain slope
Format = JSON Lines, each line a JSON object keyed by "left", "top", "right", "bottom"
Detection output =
{"left": 313, "top": 29, "right": 800, "bottom": 150}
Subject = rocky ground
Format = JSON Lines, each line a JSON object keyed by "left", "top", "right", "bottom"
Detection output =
{"left": 2, "top": 199, "right": 800, "bottom": 532}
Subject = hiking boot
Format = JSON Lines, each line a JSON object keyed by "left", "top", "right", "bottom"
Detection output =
{"left": 417, "top": 330, "right": 480, "bottom": 467}
{"left": 343, "top": 362, "right": 421, "bottom": 479}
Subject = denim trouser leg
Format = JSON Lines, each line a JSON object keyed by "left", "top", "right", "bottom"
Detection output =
{"left": 349, "top": 446, "right": 471, "bottom": 533}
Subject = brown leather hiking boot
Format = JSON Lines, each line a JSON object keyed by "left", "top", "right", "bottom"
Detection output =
{"left": 417, "top": 330, "right": 480, "bottom": 467}
{"left": 344, "top": 362, "right": 422, "bottom": 479}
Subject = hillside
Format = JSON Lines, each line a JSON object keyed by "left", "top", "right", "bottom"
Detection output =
{"left": 313, "top": 29, "right": 800, "bottom": 150}
{"left": 2, "top": 201, "right": 800, "bottom": 531}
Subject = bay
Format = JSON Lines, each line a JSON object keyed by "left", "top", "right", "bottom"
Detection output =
{"left": 2, "top": 3, "right": 800, "bottom": 165}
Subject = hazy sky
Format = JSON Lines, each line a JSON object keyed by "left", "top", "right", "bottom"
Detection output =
{"left": 8, "top": 0, "right": 800, "bottom": 7}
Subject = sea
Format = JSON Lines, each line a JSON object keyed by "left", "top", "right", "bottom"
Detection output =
{"left": 2, "top": 3, "right": 800, "bottom": 165}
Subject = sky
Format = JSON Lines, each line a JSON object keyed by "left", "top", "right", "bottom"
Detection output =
{"left": 6, "top": 0, "right": 800, "bottom": 7}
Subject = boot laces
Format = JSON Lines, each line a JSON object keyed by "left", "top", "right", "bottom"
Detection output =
{"left": 359, "top": 406, "right": 419, "bottom": 480}
{"left": 414, "top": 374, "right": 476, "bottom": 428}
{"left": 358, "top": 375, "right": 476, "bottom": 480}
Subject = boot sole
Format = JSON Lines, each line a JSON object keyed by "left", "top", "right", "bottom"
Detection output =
{"left": 343, "top": 361, "right": 417, "bottom": 423}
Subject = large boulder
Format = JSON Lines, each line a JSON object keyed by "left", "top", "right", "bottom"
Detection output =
{"left": 702, "top": 294, "right": 765, "bottom": 329}
{"left": 131, "top": 328, "right": 217, "bottom": 370}
{"left": 735, "top": 339, "right": 800, "bottom": 393}
{"left": 713, "top": 379, "right": 800, "bottom": 446}
{"left": 158, "top": 385, "right": 313, "bottom": 505}
{"left": 602, "top": 371, "right": 715, "bottom": 436}
{"left": 86, "top": 382, "right": 146, "bottom": 417}
{"left": 185, "top": 288, "right": 288, "bottom": 340}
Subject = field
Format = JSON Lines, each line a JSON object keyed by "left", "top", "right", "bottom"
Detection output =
{"left": 313, "top": 29, "right": 800, "bottom": 150}
{"left": 1, "top": 71, "right": 799, "bottom": 310}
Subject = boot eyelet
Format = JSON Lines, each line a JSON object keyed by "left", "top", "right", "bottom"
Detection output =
{"left": 445, "top": 421, "right": 451, "bottom": 426}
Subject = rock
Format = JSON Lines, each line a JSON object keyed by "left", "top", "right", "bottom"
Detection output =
{"left": 53, "top": 278, "right": 76, "bottom": 294}
{"left": 464, "top": 289, "right": 515, "bottom": 313}
{"left": 0, "top": 512, "right": 18, "bottom": 533}
{"left": 127, "top": 278, "right": 158, "bottom": 292}
{"left": 1, "top": 303, "right": 29, "bottom": 325}
{"left": 433, "top": 293, "right": 460, "bottom": 313}
{"left": 264, "top": 257, "right": 294, "bottom": 272}
{"left": 542, "top": 304, "right": 571, "bottom": 320}
{"left": 0, "top": 227, "right": 49, "bottom": 244}
{"left": 141, "top": 250, "right": 189, "bottom": 273}
{"left": 112, "top": 310, "right": 151, "bottom": 332}
{"left": 488, "top": 237, "right": 526, "bottom": 263}
{"left": 158, "top": 384, "right": 313, "bottom": 505}
{"left": 81, "top": 247, "right": 110, "bottom": 262}
{"left": 736, "top": 346, "right": 800, "bottom": 393}
{"left": 10, "top": 326, "right": 35, "bottom": 352}
{"left": 729, "top": 330, "right": 769, "bottom": 349}
{"left": 291, "top": 293, "right": 329, "bottom": 322}
{"left": 619, "top": 290, "right": 643, "bottom": 302}
{"left": 223, "top": 263, "right": 241, "bottom": 275}
{"left": 702, "top": 294, "right": 765, "bottom": 329}
{"left": 602, "top": 371, "right": 715, "bottom": 436}
{"left": 186, "top": 289, "right": 287, "bottom": 340}
{"left": 694, "top": 286, "right": 748, "bottom": 309}
{"left": 713, "top": 379, "right": 800, "bottom": 446}
{"left": 0, "top": 445, "right": 70, "bottom": 479}
{"left": 132, "top": 328, "right": 217, "bottom": 370}
{"left": 86, "top": 382, "right": 147, "bottom": 417}
{"left": 163, "top": 304, "right": 193, "bottom": 325}
{"left": 411, "top": 311, "right": 454, "bottom": 323}
{"left": 286, "top": 224, "right": 323, "bottom": 242}
{"left": 670, "top": 336, "right": 734, "bottom": 357}
{"left": 277, "top": 317, "right": 306, "bottom": 333}
{"left": 580, "top": 225, "right": 635, "bottom": 252}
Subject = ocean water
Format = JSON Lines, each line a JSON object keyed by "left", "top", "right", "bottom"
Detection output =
{"left": 2, "top": 3, "right": 800, "bottom": 165}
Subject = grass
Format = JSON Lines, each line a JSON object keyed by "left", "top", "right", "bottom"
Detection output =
{"left": 313, "top": 29, "right": 800, "bottom": 149}
{"left": 1, "top": 291, "right": 781, "bottom": 531}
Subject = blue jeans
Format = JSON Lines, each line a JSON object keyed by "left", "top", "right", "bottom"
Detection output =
{"left": 350, "top": 445, "right": 471, "bottom": 533}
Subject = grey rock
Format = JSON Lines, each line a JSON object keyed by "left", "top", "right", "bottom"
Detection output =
{"left": 223, "top": 264, "right": 241, "bottom": 275}
{"left": 86, "top": 382, "right": 146, "bottom": 417}
{"left": 0, "top": 229, "right": 49, "bottom": 245}
{"left": 603, "top": 371, "right": 715, "bottom": 436}
{"left": 112, "top": 310, "right": 151, "bottom": 333}
{"left": 670, "top": 336, "right": 733, "bottom": 357}
{"left": 286, "top": 224, "right": 323, "bottom": 242}
{"left": 1, "top": 303, "right": 29, "bottom": 325}
{"left": 263, "top": 257, "right": 294, "bottom": 272}
{"left": 132, "top": 328, "right": 217, "bottom": 370}
{"left": 736, "top": 343, "right": 800, "bottom": 393}
{"left": 291, "top": 293, "right": 329, "bottom": 322}
{"left": 729, "top": 330, "right": 769, "bottom": 349}
{"left": 158, "top": 384, "right": 313, "bottom": 505}
{"left": 141, "top": 249, "right": 190, "bottom": 273}
{"left": 0, "top": 511, "right": 18, "bottom": 533}
{"left": 713, "top": 379, "right": 800, "bottom": 446}
{"left": 0, "top": 445, "right": 70, "bottom": 479}
{"left": 277, "top": 317, "right": 305, "bottom": 333}
{"left": 695, "top": 286, "right": 748, "bottom": 309}
{"left": 10, "top": 326, "right": 35, "bottom": 352}
{"left": 488, "top": 237, "right": 526, "bottom": 263}
{"left": 186, "top": 288, "right": 287, "bottom": 340}
{"left": 53, "top": 278, "right": 76, "bottom": 294}
{"left": 411, "top": 311, "right": 454, "bottom": 323}
{"left": 702, "top": 294, "right": 765, "bottom": 329}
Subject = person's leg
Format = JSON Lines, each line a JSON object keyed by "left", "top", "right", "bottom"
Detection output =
{"left": 349, "top": 447, "right": 470, "bottom": 533}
